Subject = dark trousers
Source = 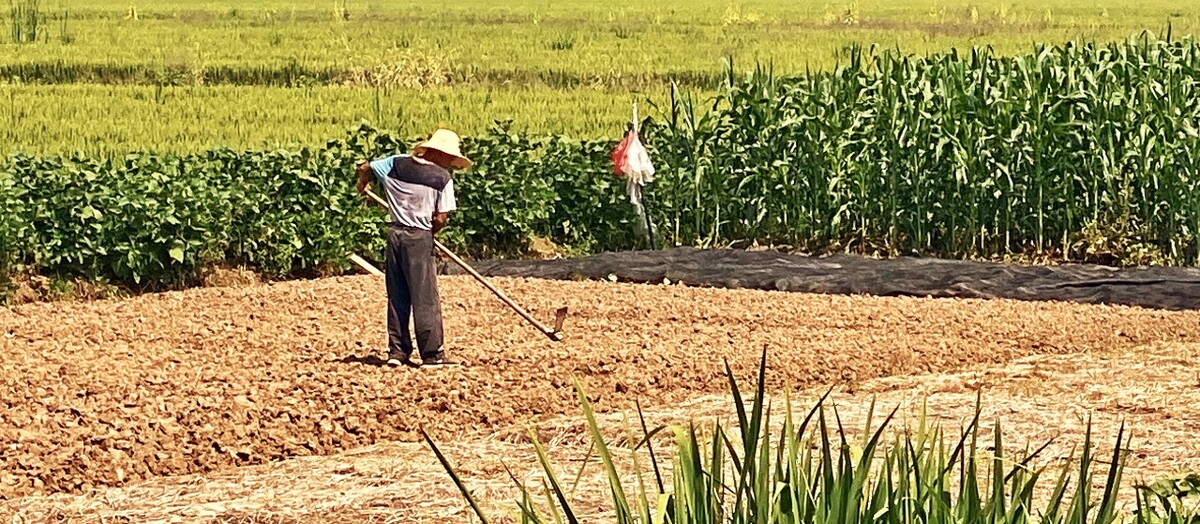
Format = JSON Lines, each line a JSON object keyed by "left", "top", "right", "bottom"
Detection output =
{"left": 386, "top": 225, "right": 444, "bottom": 360}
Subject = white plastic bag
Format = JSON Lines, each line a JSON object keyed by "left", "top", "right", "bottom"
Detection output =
{"left": 612, "top": 127, "right": 655, "bottom": 208}
{"left": 610, "top": 104, "right": 657, "bottom": 246}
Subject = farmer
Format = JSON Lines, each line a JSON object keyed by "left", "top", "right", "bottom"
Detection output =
{"left": 356, "top": 129, "right": 471, "bottom": 369}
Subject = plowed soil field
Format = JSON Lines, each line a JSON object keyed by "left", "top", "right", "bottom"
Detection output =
{"left": 3, "top": 275, "right": 1200, "bottom": 502}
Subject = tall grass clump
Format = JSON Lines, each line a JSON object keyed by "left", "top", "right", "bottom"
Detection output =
{"left": 8, "top": 0, "right": 42, "bottom": 43}
{"left": 647, "top": 35, "right": 1200, "bottom": 265}
{"left": 427, "top": 348, "right": 1194, "bottom": 524}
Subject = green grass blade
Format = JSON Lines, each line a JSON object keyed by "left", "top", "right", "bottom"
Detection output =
{"left": 1067, "top": 419, "right": 1094, "bottom": 524}
{"left": 725, "top": 357, "right": 749, "bottom": 443}
{"left": 798, "top": 388, "right": 834, "bottom": 439}
{"left": 528, "top": 428, "right": 581, "bottom": 524}
{"left": 1041, "top": 445, "right": 1077, "bottom": 524}
{"left": 624, "top": 419, "right": 653, "bottom": 523}
{"left": 541, "top": 477, "right": 567, "bottom": 524}
{"left": 989, "top": 419, "right": 1007, "bottom": 520}
{"left": 712, "top": 423, "right": 728, "bottom": 520}
{"left": 568, "top": 440, "right": 596, "bottom": 499}
{"left": 943, "top": 399, "right": 983, "bottom": 478}
{"left": 572, "top": 378, "right": 633, "bottom": 523}
{"left": 861, "top": 397, "right": 877, "bottom": 451}
{"left": 636, "top": 399, "right": 667, "bottom": 494}
{"left": 1005, "top": 438, "right": 1057, "bottom": 486}
{"left": 818, "top": 404, "right": 835, "bottom": 518}
{"left": 501, "top": 462, "right": 545, "bottom": 524}
{"left": 422, "top": 428, "right": 493, "bottom": 524}
{"left": 1094, "top": 423, "right": 1128, "bottom": 524}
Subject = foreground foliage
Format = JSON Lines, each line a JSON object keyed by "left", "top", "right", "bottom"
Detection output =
{"left": 3, "top": 37, "right": 1200, "bottom": 299}
{"left": 426, "top": 349, "right": 1200, "bottom": 524}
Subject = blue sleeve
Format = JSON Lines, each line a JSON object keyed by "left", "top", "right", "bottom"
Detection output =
{"left": 368, "top": 156, "right": 397, "bottom": 183}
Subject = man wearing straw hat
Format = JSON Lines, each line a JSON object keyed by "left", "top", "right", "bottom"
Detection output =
{"left": 356, "top": 129, "right": 471, "bottom": 369}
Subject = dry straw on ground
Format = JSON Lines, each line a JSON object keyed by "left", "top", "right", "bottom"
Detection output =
{"left": 6, "top": 342, "right": 1198, "bottom": 523}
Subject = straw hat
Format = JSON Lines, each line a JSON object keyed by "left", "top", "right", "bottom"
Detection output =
{"left": 413, "top": 129, "right": 471, "bottom": 169}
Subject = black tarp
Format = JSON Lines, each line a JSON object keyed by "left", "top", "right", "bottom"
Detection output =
{"left": 441, "top": 248, "right": 1200, "bottom": 311}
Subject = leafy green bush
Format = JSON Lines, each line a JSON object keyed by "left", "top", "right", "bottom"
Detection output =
{"left": 1137, "top": 474, "right": 1200, "bottom": 524}
{"left": 427, "top": 349, "right": 1179, "bottom": 524}
{"left": 454, "top": 130, "right": 640, "bottom": 257}
{"left": 0, "top": 168, "right": 20, "bottom": 300}
{"left": 341, "top": 122, "right": 638, "bottom": 259}
{"left": 0, "top": 123, "right": 635, "bottom": 289}
{"left": 452, "top": 130, "right": 559, "bottom": 257}
{"left": 9, "top": 152, "right": 230, "bottom": 286}
{"left": 540, "top": 137, "right": 642, "bottom": 253}
{"left": 195, "top": 146, "right": 381, "bottom": 278}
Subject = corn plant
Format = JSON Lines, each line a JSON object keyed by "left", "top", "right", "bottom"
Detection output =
{"left": 644, "top": 36, "right": 1200, "bottom": 265}
{"left": 426, "top": 347, "right": 1180, "bottom": 524}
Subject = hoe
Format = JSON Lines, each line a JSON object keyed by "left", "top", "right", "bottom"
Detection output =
{"left": 350, "top": 189, "right": 567, "bottom": 342}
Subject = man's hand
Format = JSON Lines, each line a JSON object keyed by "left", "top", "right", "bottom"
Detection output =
{"left": 432, "top": 212, "right": 448, "bottom": 234}
{"left": 431, "top": 213, "right": 448, "bottom": 259}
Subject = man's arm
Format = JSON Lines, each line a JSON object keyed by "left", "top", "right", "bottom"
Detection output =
{"left": 432, "top": 179, "right": 456, "bottom": 235}
{"left": 355, "top": 162, "right": 373, "bottom": 196}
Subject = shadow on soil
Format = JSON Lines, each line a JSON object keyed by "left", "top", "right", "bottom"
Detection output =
{"left": 337, "top": 354, "right": 424, "bottom": 369}
{"left": 337, "top": 354, "right": 389, "bottom": 367}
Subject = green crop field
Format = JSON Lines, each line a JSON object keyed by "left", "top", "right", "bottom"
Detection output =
{"left": 2, "top": 0, "right": 1198, "bottom": 153}
{"left": 0, "top": 83, "right": 633, "bottom": 155}
{"left": 3, "top": 0, "right": 1200, "bottom": 296}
